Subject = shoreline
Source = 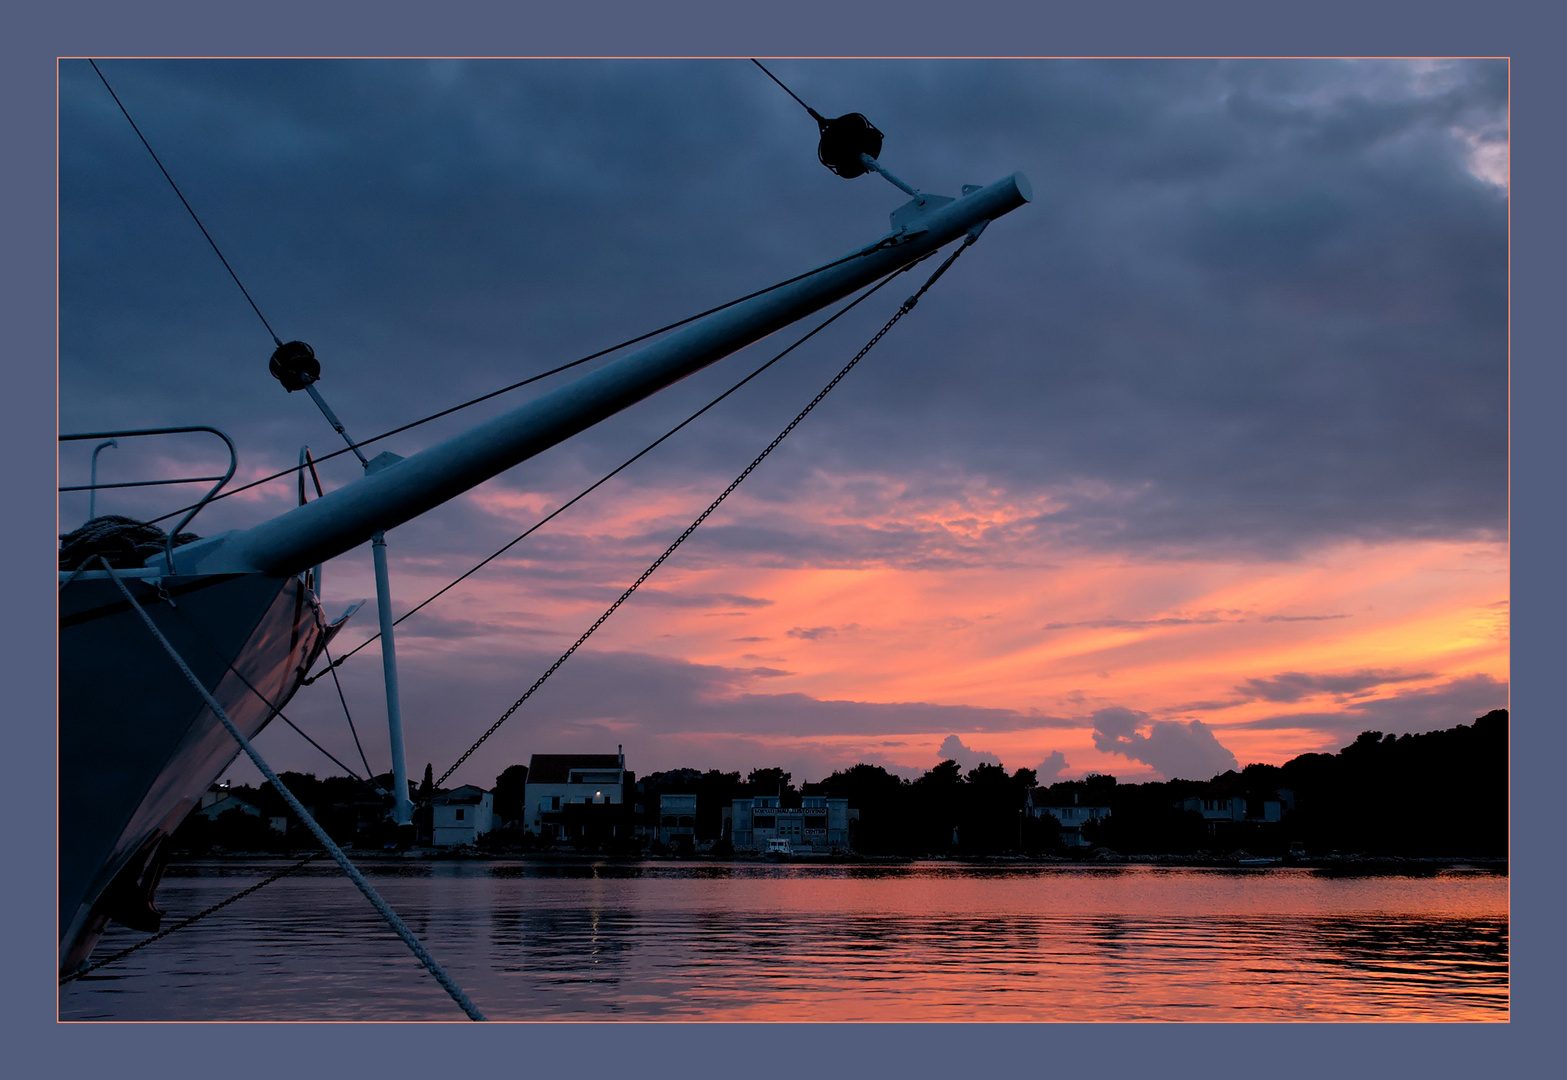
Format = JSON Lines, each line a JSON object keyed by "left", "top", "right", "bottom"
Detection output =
{"left": 164, "top": 851, "right": 1509, "bottom": 874}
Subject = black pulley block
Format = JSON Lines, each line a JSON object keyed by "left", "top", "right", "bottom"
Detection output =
{"left": 269, "top": 340, "right": 320, "bottom": 392}
{"left": 816, "top": 112, "right": 884, "bottom": 178}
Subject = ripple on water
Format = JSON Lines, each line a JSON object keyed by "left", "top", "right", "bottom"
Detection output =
{"left": 61, "top": 862, "right": 1507, "bottom": 1021}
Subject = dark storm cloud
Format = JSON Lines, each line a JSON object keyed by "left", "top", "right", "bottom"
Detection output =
{"left": 1041, "top": 610, "right": 1347, "bottom": 632}
{"left": 391, "top": 614, "right": 500, "bottom": 640}
{"left": 61, "top": 59, "right": 1505, "bottom": 567}
{"left": 1034, "top": 750, "right": 1071, "bottom": 784}
{"left": 258, "top": 640, "right": 1082, "bottom": 784}
{"left": 1235, "top": 668, "right": 1433, "bottom": 703}
{"left": 1043, "top": 612, "right": 1240, "bottom": 631}
{"left": 1260, "top": 614, "right": 1350, "bottom": 623}
{"left": 1089, "top": 705, "right": 1240, "bottom": 780}
{"left": 597, "top": 588, "right": 772, "bottom": 610}
{"left": 1232, "top": 673, "right": 1506, "bottom": 735}
{"left": 936, "top": 734, "right": 1004, "bottom": 771}
{"left": 656, "top": 520, "right": 1005, "bottom": 571}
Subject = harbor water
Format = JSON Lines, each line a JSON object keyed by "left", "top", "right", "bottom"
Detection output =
{"left": 60, "top": 860, "right": 1508, "bottom": 1022}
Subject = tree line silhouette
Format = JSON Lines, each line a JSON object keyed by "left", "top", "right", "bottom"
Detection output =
{"left": 173, "top": 710, "right": 1506, "bottom": 860}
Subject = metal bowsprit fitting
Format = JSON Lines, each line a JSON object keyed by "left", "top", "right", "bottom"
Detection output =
{"left": 751, "top": 60, "right": 934, "bottom": 206}
{"left": 268, "top": 338, "right": 413, "bottom": 827}
{"left": 268, "top": 340, "right": 320, "bottom": 391}
{"left": 813, "top": 110, "right": 883, "bottom": 177}
{"left": 269, "top": 340, "right": 369, "bottom": 468}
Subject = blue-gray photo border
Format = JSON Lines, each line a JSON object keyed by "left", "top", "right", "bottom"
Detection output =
{"left": 10, "top": 0, "right": 1554, "bottom": 1073}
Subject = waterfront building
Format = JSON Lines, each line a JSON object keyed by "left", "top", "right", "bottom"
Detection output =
{"left": 1177, "top": 794, "right": 1249, "bottom": 823}
{"left": 431, "top": 784, "right": 495, "bottom": 847}
{"left": 1271, "top": 789, "right": 1296, "bottom": 820}
{"left": 657, "top": 793, "right": 698, "bottom": 848}
{"left": 523, "top": 747, "right": 633, "bottom": 841}
{"left": 726, "top": 795, "right": 852, "bottom": 853}
{"left": 1175, "top": 782, "right": 1297, "bottom": 834}
{"left": 196, "top": 784, "right": 263, "bottom": 823}
{"left": 1027, "top": 789, "right": 1111, "bottom": 848}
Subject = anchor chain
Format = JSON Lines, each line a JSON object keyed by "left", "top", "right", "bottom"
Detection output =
{"left": 436, "top": 233, "right": 981, "bottom": 788}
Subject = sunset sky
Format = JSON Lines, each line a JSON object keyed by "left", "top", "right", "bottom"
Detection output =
{"left": 58, "top": 58, "right": 1508, "bottom": 788}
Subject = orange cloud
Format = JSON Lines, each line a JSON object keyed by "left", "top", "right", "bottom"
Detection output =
{"left": 316, "top": 475, "right": 1506, "bottom": 780}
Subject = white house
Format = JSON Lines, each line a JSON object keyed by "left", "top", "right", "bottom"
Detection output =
{"left": 196, "top": 784, "right": 289, "bottom": 833}
{"left": 524, "top": 748, "right": 629, "bottom": 838}
{"left": 431, "top": 785, "right": 495, "bottom": 847}
{"left": 1028, "top": 789, "right": 1111, "bottom": 848}
{"left": 197, "top": 786, "right": 261, "bottom": 821}
{"left": 1177, "top": 788, "right": 1296, "bottom": 824}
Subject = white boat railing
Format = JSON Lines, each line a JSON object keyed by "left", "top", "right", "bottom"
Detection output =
{"left": 60, "top": 424, "right": 238, "bottom": 571}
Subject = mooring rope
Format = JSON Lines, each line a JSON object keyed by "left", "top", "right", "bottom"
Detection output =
{"left": 59, "top": 245, "right": 965, "bottom": 983}
{"left": 95, "top": 558, "right": 487, "bottom": 1021}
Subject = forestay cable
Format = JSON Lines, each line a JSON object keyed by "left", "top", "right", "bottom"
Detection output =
{"left": 166, "top": 602, "right": 375, "bottom": 785}
{"left": 308, "top": 254, "right": 922, "bottom": 679}
{"left": 148, "top": 239, "right": 904, "bottom": 526}
{"left": 436, "top": 233, "right": 980, "bottom": 788}
{"left": 95, "top": 53, "right": 906, "bottom": 528}
{"left": 89, "top": 59, "right": 283, "bottom": 348}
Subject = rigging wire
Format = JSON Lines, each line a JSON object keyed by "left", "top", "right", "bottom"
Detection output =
{"left": 168, "top": 603, "right": 377, "bottom": 786}
{"left": 64, "top": 65, "right": 980, "bottom": 990}
{"left": 301, "top": 454, "right": 384, "bottom": 787}
{"left": 59, "top": 852, "right": 326, "bottom": 985}
{"left": 88, "top": 59, "right": 283, "bottom": 348}
{"left": 95, "top": 52, "right": 894, "bottom": 530}
{"left": 146, "top": 239, "right": 901, "bottom": 527}
{"left": 64, "top": 229, "right": 977, "bottom": 1000}
{"left": 751, "top": 59, "right": 826, "bottom": 122}
{"left": 434, "top": 233, "right": 980, "bottom": 789}
{"left": 62, "top": 607, "right": 384, "bottom": 985}
{"left": 306, "top": 252, "right": 923, "bottom": 679}
{"left": 96, "top": 558, "right": 487, "bottom": 1020}
{"left": 322, "top": 640, "right": 384, "bottom": 788}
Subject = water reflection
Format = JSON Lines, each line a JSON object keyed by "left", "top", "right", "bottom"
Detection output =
{"left": 62, "top": 861, "right": 1506, "bottom": 1022}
